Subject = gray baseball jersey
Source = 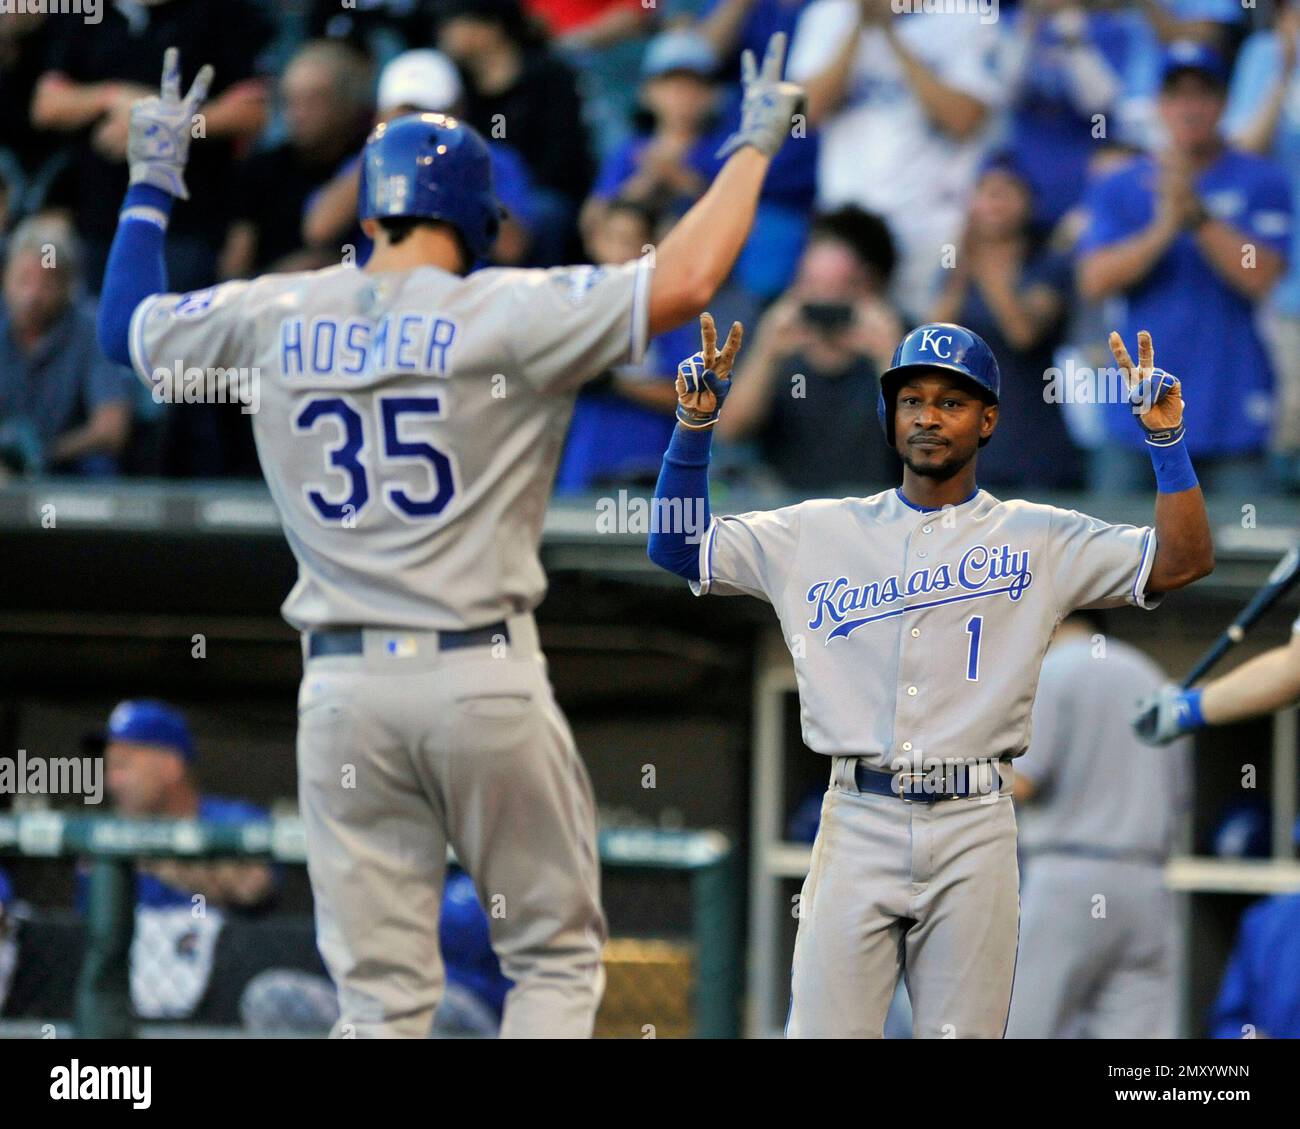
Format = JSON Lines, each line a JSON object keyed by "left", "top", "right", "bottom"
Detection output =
{"left": 695, "top": 486, "right": 1161, "bottom": 1038}
{"left": 127, "top": 259, "right": 652, "bottom": 630}
{"left": 696, "top": 487, "right": 1159, "bottom": 769}
{"left": 1007, "top": 634, "right": 1189, "bottom": 1039}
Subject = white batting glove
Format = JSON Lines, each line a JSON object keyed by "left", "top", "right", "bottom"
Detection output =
{"left": 715, "top": 33, "right": 805, "bottom": 160}
{"left": 127, "top": 46, "right": 215, "bottom": 201}
{"left": 1132, "top": 685, "right": 1203, "bottom": 746}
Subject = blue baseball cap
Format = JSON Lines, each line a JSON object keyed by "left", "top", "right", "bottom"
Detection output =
{"left": 642, "top": 30, "right": 717, "bottom": 80}
{"left": 1160, "top": 40, "right": 1229, "bottom": 88}
{"left": 0, "top": 868, "right": 13, "bottom": 907}
{"left": 104, "top": 699, "right": 196, "bottom": 762}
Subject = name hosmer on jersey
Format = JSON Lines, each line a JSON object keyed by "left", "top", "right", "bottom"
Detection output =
{"left": 807, "top": 542, "right": 1035, "bottom": 641}
{"left": 280, "top": 313, "right": 459, "bottom": 378}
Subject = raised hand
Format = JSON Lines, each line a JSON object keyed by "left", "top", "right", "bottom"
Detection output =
{"left": 1110, "top": 329, "right": 1185, "bottom": 440}
{"left": 700, "top": 309, "right": 744, "bottom": 380}
{"left": 127, "top": 46, "right": 215, "bottom": 200}
{"left": 1155, "top": 151, "right": 1202, "bottom": 232}
{"left": 716, "top": 32, "right": 806, "bottom": 160}
{"left": 676, "top": 312, "right": 744, "bottom": 429}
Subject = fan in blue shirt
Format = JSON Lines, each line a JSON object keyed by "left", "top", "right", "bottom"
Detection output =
{"left": 1077, "top": 43, "right": 1292, "bottom": 490}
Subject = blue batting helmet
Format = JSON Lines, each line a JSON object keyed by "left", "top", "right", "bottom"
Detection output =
{"left": 877, "top": 323, "right": 1001, "bottom": 447}
{"left": 358, "top": 113, "right": 500, "bottom": 263}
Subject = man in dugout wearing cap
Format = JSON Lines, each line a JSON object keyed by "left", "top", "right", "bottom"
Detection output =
{"left": 78, "top": 699, "right": 275, "bottom": 1020}
{"left": 92, "top": 699, "right": 276, "bottom": 910}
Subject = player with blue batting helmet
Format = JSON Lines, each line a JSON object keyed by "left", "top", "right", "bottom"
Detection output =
{"left": 877, "top": 323, "right": 1001, "bottom": 448}
{"left": 358, "top": 112, "right": 501, "bottom": 267}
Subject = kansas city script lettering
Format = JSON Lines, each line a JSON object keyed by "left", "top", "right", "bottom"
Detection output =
{"left": 807, "top": 543, "right": 1034, "bottom": 639}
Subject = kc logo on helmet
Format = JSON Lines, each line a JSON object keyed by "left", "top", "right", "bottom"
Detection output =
{"left": 919, "top": 329, "right": 953, "bottom": 358}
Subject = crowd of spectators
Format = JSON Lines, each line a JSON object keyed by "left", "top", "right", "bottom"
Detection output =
{"left": 0, "top": 0, "right": 1298, "bottom": 502}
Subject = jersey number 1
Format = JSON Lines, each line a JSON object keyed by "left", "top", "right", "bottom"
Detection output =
{"left": 294, "top": 395, "right": 456, "bottom": 524}
{"left": 965, "top": 616, "right": 982, "bottom": 682}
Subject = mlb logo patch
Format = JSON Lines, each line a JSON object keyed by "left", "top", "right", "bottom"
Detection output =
{"left": 385, "top": 635, "right": 419, "bottom": 658}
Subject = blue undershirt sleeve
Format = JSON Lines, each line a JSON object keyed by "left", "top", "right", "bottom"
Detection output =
{"left": 647, "top": 424, "right": 714, "bottom": 583}
{"left": 96, "top": 184, "right": 175, "bottom": 368}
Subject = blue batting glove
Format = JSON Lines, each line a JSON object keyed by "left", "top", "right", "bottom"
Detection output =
{"left": 675, "top": 351, "right": 732, "bottom": 429}
{"left": 1128, "top": 367, "right": 1185, "bottom": 446}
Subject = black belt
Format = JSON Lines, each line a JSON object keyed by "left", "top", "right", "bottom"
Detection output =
{"left": 854, "top": 760, "right": 1000, "bottom": 804}
{"left": 1028, "top": 843, "right": 1167, "bottom": 867}
{"left": 307, "top": 622, "right": 509, "bottom": 659}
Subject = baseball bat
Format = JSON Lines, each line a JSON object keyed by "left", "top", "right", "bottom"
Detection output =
{"left": 1180, "top": 544, "right": 1300, "bottom": 688}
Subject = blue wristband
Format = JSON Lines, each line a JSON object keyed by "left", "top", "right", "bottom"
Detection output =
{"left": 1181, "top": 687, "right": 1206, "bottom": 731}
{"left": 119, "top": 183, "right": 176, "bottom": 227}
{"left": 664, "top": 420, "right": 715, "bottom": 466}
{"left": 1148, "top": 435, "right": 1198, "bottom": 493}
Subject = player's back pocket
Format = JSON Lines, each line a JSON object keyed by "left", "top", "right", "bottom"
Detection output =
{"left": 455, "top": 692, "right": 534, "bottom": 721}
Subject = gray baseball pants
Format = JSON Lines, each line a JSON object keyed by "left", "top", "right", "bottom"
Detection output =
{"left": 787, "top": 756, "right": 1020, "bottom": 1039}
{"left": 1005, "top": 855, "right": 1176, "bottom": 1038}
{"left": 294, "top": 613, "right": 606, "bottom": 1038}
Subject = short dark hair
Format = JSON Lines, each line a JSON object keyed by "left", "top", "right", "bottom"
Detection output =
{"left": 377, "top": 216, "right": 471, "bottom": 272}
{"left": 809, "top": 206, "right": 897, "bottom": 286}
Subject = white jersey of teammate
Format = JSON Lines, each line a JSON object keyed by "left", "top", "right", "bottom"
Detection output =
{"left": 127, "top": 259, "right": 651, "bottom": 630}
{"left": 695, "top": 487, "right": 1159, "bottom": 768}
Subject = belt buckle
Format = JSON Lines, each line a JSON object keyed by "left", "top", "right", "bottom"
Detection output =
{"left": 894, "top": 771, "right": 928, "bottom": 802}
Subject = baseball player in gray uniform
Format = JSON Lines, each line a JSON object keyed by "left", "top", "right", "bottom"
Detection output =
{"left": 1006, "top": 612, "right": 1191, "bottom": 1038}
{"left": 649, "top": 321, "right": 1214, "bottom": 1038}
{"left": 96, "top": 44, "right": 804, "bottom": 1037}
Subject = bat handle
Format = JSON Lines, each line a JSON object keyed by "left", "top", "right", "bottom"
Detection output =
{"left": 1181, "top": 637, "right": 1232, "bottom": 689}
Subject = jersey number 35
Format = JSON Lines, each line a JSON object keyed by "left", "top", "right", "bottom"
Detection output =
{"left": 293, "top": 395, "right": 457, "bottom": 525}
